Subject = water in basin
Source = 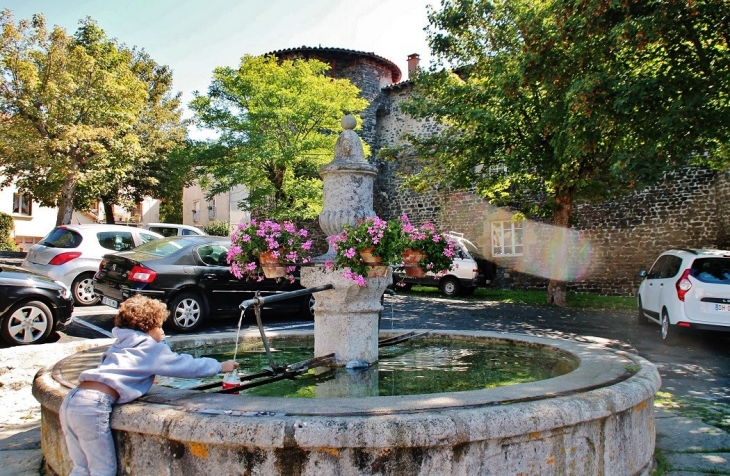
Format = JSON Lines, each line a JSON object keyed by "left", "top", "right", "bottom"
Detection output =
{"left": 158, "top": 337, "right": 577, "bottom": 398}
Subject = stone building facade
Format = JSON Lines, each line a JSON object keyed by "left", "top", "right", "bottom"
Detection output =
{"left": 267, "top": 46, "right": 730, "bottom": 296}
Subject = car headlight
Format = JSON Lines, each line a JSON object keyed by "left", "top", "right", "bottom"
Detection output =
{"left": 55, "top": 281, "right": 72, "bottom": 300}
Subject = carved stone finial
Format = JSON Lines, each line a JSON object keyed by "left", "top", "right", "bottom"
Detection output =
{"left": 333, "top": 116, "right": 365, "bottom": 162}
{"left": 341, "top": 115, "right": 357, "bottom": 130}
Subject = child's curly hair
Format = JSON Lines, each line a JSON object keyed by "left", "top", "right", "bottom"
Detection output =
{"left": 114, "top": 295, "right": 168, "bottom": 332}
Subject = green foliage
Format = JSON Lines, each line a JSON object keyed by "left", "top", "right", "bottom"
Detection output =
{"left": 392, "top": 0, "right": 730, "bottom": 301}
{"left": 394, "top": 0, "right": 730, "bottom": 221}
{"left": 0, "top": 11, "right": 186, "bottom": 225}
{"left": 157, "top": 144, "right": 201, "bottom": 224}
{"left": 405, "top": 286, "right": 637, "bottom": 310}
{"left": 0, "top": 212, "right": 17, "bottom": 251}
{"left": 203, "top": 220, "right": 231, "bottom": 237}
{"left": 190, "top": 55, "right": 369, "bottom": 220}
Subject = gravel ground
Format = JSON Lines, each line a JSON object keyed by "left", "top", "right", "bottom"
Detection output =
{"left": 0, "top": 339, "right": 111, "bottom": 432}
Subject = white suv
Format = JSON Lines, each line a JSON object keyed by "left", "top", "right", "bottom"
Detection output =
{"left": 637, "top": 248, "right": 730, "bottom": 345}
{"left": 394, "top": 233, "right": 495, "bottom": 297}
{"left": 22, "top": 224, "right": 162, "bottom": 306}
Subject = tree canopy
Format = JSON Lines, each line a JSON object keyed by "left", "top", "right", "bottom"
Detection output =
{"left": 394, "top": 0, "right": 730, "bottom": 305}
{"left": 0, "top": 11, "right": 186, "bottom": 225}
{"left": 189, "top": 54, "right": 369, "bottom": 220}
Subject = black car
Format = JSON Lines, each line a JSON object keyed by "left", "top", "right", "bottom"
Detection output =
{"left": 0, "top": 265, "right": 74, "bottom": 346}
{"left": 93, "top": 236, "right": 314, "bottom": 333}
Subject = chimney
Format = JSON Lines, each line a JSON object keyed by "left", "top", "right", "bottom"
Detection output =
{"left": 407, "top": 53, "right": 420, "bottom": 80}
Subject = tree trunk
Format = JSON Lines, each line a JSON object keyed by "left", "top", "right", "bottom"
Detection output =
{"left": 56, "top": 174, "right": 78, "bottom": 226}
{"left": 546, "top": 185, "right": 574, "bottom": 307}
{"left": 102, "top": 199, "right": 116, "bottom": 224}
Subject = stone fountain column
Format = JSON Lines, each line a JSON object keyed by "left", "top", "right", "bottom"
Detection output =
{"left": 300, "top": 115, "right": 391, "bottom": 366}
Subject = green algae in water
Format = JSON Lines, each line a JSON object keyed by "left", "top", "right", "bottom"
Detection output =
{"left": 158, "top": 338, "right": 577, "bottom": 397}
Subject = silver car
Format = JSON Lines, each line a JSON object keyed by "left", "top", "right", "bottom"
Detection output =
{"left": 22, "top": 224, "right": 162, "bottom": 306}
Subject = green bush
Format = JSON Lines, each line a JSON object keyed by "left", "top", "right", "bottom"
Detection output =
{"left": 0, "top": 212, "right": 17, "bottom": 251}
{"left": 203, "top": 220, "right": 231, "bottom": 237}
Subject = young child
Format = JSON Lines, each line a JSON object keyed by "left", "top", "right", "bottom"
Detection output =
{"left": 59, "top": 294, "right": 238, "bottom": 476}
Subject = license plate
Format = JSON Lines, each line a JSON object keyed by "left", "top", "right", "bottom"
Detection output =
{"left": 714, "top": 303, "right": 730, "bottom": 312}
{"left": 101, "top": 296, "right": 118, "bottom": 309}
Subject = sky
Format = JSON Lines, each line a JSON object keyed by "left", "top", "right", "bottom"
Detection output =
{"left": 4, "top": 0, "right": 437, "bottom": 138}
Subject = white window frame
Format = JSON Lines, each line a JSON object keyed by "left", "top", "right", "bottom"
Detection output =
{"left": 208, "top": 199, "right": 216, "bottom": 219}
{"left": 12, "top": 193, "right": 32, "bottom": 216}
{"left": 491, "top": 220, "right": 523, "bottom": 256}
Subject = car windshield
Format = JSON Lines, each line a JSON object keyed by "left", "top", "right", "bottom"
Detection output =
{"left": 39, "top": 227, "right": 82, "bottom": 249}
{"left": 132, "top": 237, "right": 200, "bottom": 257}
{"left": 691, "top": 258, "right": 730, "bottom": 284}
{"left": 460, "top": 238, "right": 485, "bottom": 259}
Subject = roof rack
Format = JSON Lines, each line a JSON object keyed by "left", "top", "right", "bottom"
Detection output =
{"left": 673, "top": 248, "right": 699, "bottom": 255}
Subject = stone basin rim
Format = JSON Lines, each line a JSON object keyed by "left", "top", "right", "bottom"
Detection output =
{"left": 43, "top": 329, "right": 655, "bottom": 417}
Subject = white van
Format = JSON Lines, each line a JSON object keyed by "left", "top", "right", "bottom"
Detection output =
{"left": 143, "top": 223, "right": 206, "bottom": 237}
{"left": 393, "top": 233, "right": 495, "bottom": 297}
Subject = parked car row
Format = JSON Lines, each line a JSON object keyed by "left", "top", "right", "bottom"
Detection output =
{"left": 0, "top": 224, "right": 313, "bottom": 346}
{"left": 92, "top": 236, "right": 314, "bottom": 333}
{"left": 21, "top": 224, "right": 162, "bottom": 306}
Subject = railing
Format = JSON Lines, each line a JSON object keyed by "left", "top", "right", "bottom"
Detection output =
{"left": 239, "top": 284, "right": 334, "bottom": 310}
{"left": 240, "top": 284, "right": 334, "bottom": 371}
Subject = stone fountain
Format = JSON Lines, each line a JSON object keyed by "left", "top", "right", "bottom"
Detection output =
{"left": 33, "top": 117, "right": 660, "bottom": 475}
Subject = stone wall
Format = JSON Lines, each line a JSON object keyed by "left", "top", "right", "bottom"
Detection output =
{"left": 333, "top": 60, "right": 394, "bottom": 148}
{"left": 374, "top": 83, "right": 729, "bottom": 296}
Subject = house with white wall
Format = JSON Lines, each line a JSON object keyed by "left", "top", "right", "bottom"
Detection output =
{"left": 0, "top": 180, "right": 161, "bottom": 251}
{"left": 182, "top": 183, "right": 249, "bottom": 231}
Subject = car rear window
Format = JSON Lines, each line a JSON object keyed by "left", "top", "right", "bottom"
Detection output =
{"left": 133, "top": 237, "right": 199, "bottom": 257}
{"left": 39, "top": 227, "right": 82, "bottom": 248}
{"left": 691, "top": 258, "right": 730, "bottom": 284}
{"left": 147, "top": 226, "right": 178, "bottom": 237}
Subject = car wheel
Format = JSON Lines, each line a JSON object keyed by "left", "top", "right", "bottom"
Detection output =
{"left": 637, "top": 297, "right": 649, "bottom": 325}
{"left": 301, "top": 294, "right": 315, "bottom": 319}
{"left": 661, "top": 310, "right": 678, "bottom": 346}
{"left": 167, "top": 292, "right": 205, "bottom": 333}
{"left": 440, "top": 277, "right": 461, "bottom": 297}
{"left": 1, "top": 300, "right": 54, "bottom": 346}
{"left": 72, "top": 273, "right": 100, "bottom": 306}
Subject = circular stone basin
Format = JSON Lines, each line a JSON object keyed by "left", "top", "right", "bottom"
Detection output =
{"left": 33, "top": 330, "right": 660, "bottom": 476}
{"left": 160, "top": 336, "right": 579, "bottom": 397}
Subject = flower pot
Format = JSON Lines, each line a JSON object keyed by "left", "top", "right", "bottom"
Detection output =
{"left": 359, "top": 247, "right": 387, "bottom": 277}
{"left": 359, "top": 247, "right": 383, "bottom": 265}
{"left": 259, "top": 250, "right": 287, "bottom": 279}
{"left": 402, "top": 248, "right": 427, "bottom": 278}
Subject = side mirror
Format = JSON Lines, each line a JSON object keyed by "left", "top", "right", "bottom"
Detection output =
{"left": 638, "top": 270, "right": 647, "bottom": 278}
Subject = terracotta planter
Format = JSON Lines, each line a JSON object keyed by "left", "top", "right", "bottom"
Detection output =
{"left": 259, "top": 250, "right": 287, "bottom": 279}
{"left": 402, "top": 248, "right": 427, "bottom": 277}
{"left": 359, "top": 247, "right": 387, "bottom": 278}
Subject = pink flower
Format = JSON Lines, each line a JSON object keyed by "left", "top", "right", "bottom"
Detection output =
{"left": 345, "top": 247, "right": 356, "bottom": 259}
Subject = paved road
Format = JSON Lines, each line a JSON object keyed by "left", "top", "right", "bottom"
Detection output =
{"left": 57, "top": 292, "right": 730, "bottom": 403}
